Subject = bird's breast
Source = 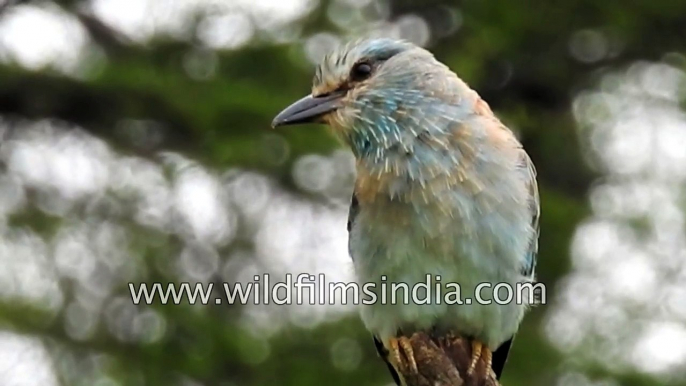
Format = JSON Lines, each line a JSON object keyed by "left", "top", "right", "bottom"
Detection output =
{"left": 348, "top": 182, "right": 530, "bottom": 346}
{"left": 350, "top": 154, "right": 532, "bottom": 280}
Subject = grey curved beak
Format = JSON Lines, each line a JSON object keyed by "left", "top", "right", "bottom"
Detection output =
{"left": 272, "top": 91, "right": 344, "bottom": 128}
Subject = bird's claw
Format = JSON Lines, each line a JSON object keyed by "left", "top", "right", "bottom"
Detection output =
{"left": 467, "top": 339, "right": 492, "bottom": 375}
{"left": 388, "top": 336, "right": 418, "bottom": 373}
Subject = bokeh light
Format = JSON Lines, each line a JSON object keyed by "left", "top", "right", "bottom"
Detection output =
{"left": 546, "top": 62, "right": 686, "bottom": 380}
{"left": 0, "top": 0, "right": 685, "bottom": 385}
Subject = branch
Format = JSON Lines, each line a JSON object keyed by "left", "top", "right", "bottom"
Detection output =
{"left": 395, "top": 332, "right": 500, "bottom": 386}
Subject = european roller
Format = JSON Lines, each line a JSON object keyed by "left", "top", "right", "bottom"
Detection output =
{"left": 273, "top": 38, "right": 540, "bottom": 382}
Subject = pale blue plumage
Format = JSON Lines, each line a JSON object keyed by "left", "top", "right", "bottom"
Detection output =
{"left": 334, "top": 38, "right": 539, "bottom": 372}
{"left": 275, "top": 38, "right": 540, "bottom": 381}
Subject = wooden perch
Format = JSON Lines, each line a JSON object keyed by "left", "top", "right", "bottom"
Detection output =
{"left": 392, "top": 332, "right": 500, "bottom": 386}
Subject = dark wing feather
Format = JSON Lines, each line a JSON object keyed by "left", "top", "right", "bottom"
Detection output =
{"left": 374, "top": 335, "right": 401, "bottom": 385}
{"left": 347, "top": 194, "right": 359, "bottom": 233}
{"left": 347, "top": 193, "right": 359, "bottom": 262}
{"left": 492, "top": 337, "right": 514, "bottom": 379}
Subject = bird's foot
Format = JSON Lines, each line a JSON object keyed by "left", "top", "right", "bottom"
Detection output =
{"left": 388, "top": 336, "right": 418, "bottom": 374}
{"left": 467, "top": 339, "right": 492, "bottom": 375}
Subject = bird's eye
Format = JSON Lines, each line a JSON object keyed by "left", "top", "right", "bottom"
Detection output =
{"left": 350, "top": 62, "right": 373, "bottom": 81}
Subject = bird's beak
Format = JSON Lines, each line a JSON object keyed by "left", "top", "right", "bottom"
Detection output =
{"left": 272, "top": 90, "right": 345, "bottom": 128}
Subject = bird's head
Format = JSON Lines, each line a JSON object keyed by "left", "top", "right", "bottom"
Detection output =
{"left": 272, "top": 39, "right": 462, "bottom": 157}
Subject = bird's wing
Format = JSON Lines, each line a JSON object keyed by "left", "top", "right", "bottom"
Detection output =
{"left": 474, "top": 98, "right": 540, "bottom": 278}
{"left": 519, "top": 149, "right": 540, "bottom": 279}
{"left": 492, "top": 149, "right": 540, "bottom": 380}
{"left": 471, "top": 96, "right": 541, "bottom": 379}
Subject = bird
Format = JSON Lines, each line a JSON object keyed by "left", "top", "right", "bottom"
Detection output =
{"left": 272, "top": 38, "right": 539, "bottom": 383}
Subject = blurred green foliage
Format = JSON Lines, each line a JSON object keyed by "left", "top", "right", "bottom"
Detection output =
{"left": 1, "top": 0, "right": 685, "bottom": 385}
